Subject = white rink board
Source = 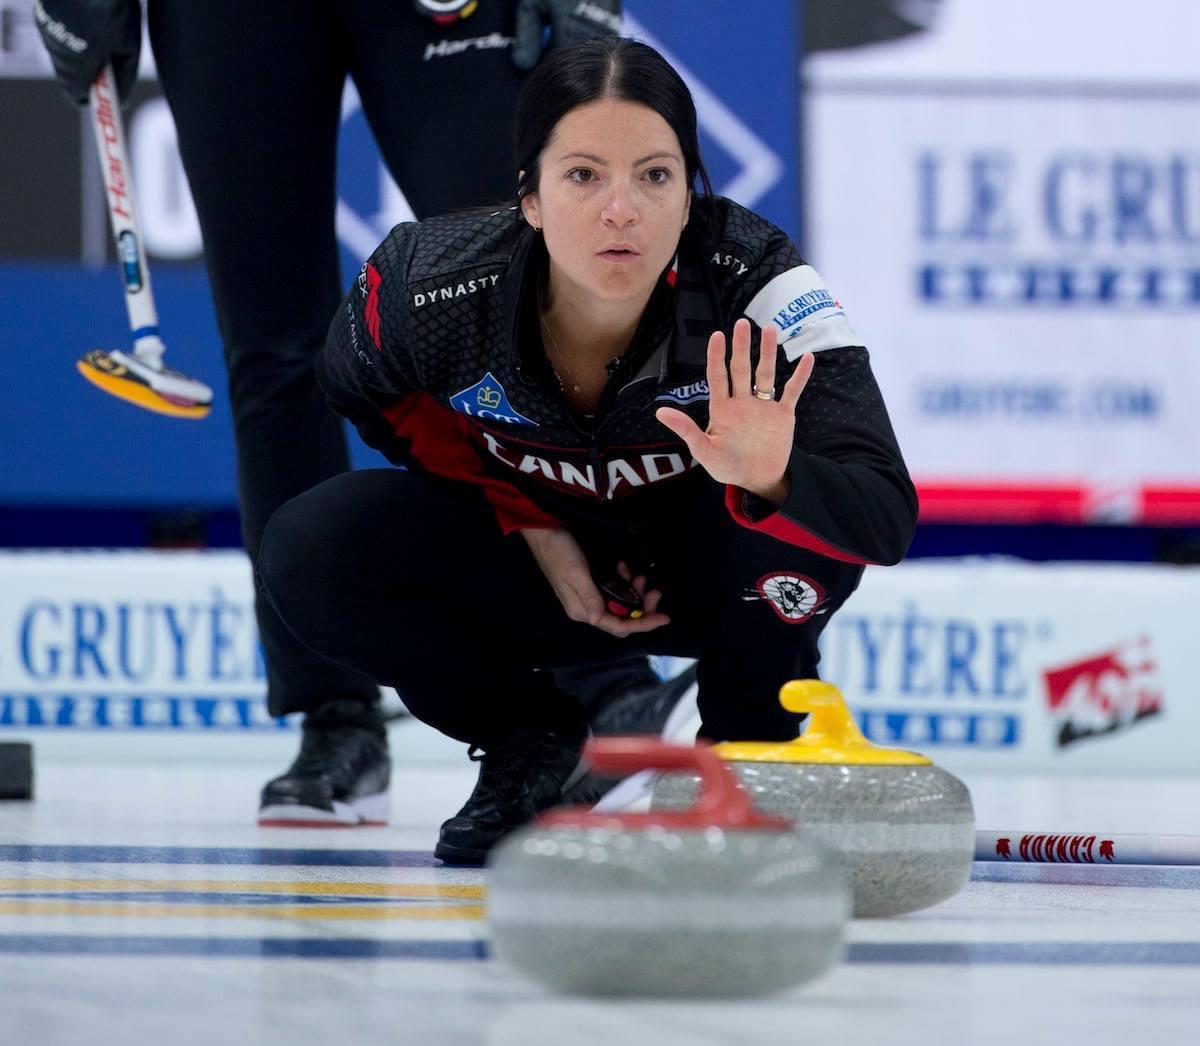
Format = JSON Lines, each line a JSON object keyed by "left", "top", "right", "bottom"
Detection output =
{"left": 825, "top": 559, "right": 1198, "bottom": 774}
{"left": 0, "top": 551, "right": 1196, "bottom": 772}
{"left": 0, "top": 550, "right": 273, "bottom": 733}
{"left": 805, "top": 0, "right": 1200, "bottom": 523}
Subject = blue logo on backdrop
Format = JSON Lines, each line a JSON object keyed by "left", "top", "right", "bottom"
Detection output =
{"left": 915, "top": 149, "right": 1200, "bottom": 308}
{"left": 0, "top": 694, "right": 289, "bottom": 731}
{"left": 817, "top": 603, "right": 1056, "bottom": 749}
{"left": 449, "top": 372, "right": 537, "bottom": 426}
{"left": 2, "top": 593, "right": 287, "bottom": 732}
{"left": 857, "top": 709, "right": 1020, "bottom": 748}
{"left": 916, "top": 380, "right": 1162, "bottom": 423}
{"left": 17, "top": 595, "right": 264, "bottom": 684}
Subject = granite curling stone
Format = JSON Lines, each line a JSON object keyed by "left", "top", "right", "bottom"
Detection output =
{"left": 652, "top": 681, "right": 975, "bottom": 917}
{"left": 488, "top": 737, "right": 850, "bottom": 997}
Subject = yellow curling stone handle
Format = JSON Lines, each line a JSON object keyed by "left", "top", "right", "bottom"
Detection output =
{"left": 714, "top": 680, "right": 932, "bottom": 766}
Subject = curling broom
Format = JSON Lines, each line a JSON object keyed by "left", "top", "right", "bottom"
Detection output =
{"left": 976, "top": 829, "right": 1200, "bottom": 866}
{"left": 77, "top": 64, "right": 213, "bottom": 419}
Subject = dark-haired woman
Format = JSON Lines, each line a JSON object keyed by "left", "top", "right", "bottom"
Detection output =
{"left": 259, "top": 36, "right": 918, "bottom": 864}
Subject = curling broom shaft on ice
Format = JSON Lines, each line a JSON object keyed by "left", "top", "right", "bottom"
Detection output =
{"left": 976, "top": 830, "right": 1200, "bottom": 865}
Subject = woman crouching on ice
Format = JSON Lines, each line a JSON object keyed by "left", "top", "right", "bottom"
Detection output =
{"left": 259, "top": 37, "right": 917, "bottom": 863}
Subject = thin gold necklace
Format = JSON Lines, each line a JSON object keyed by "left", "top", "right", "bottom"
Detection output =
{"left": 538, "top": 292, "right": 582, "bottom": 395}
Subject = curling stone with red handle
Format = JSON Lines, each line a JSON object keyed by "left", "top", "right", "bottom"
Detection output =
{"left": 487, "top": 737, "right": 850, "bottom": 997}
{"left": 653, "top": 681, "right": 975, "bottom": 917}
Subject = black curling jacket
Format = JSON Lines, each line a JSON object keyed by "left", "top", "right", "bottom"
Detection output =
{"left": 320, "top": 195, "right": 917, "bottom": 566}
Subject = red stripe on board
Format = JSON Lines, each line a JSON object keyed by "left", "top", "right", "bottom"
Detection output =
{"left": 916, "top": 484, "right": 1085, "bottom": 523}
{"left": 1140, "top": 487, "right": 1200, "bottom": 525}
{"left": 916, "top": 482, "right": 1200, "bottom": 525}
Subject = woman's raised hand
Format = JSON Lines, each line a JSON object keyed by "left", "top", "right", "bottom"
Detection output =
{"left": 655, "top": 318, "right": 814, "bottom": 505}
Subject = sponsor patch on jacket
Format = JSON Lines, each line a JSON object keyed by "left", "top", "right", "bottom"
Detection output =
{"left": 656, "top": 379, "right": 710, "bottom": 405}
{"left": 478, "top": 430, "right": 696, "bottom": 499}
{"left": 742, "top": 572, "right": 826, "bottom": 624}
{"left": 449, "top": 371, "right": 537, "bottom": 426}
{"left": 743, "top": 264, "right": 857, "bottom": 360}
{"left": 412, "top": 272, "right": 501, "bottom": 308}
{"left": 739, "top": 570, "right": 825, "bottom": 618}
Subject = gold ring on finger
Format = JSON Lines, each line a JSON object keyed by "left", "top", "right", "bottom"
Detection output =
{"left": 752, "top": 386, "right": 774, "bottom": 401}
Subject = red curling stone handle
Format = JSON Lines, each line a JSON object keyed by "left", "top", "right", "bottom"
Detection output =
{"left": 538, "top": 737, "right": 790, "bottom": 831}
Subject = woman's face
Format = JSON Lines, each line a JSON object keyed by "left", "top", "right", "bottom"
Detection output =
{"left": 521, "top": 97, "right": 691, "bottom": 306}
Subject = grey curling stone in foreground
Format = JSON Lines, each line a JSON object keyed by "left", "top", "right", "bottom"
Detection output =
{"left": 0, "top": 741, "right": 34, "bottom": 800}
{"left": 653, "top": 681, "right": 975, "bottom": 918}
{"left": 488, "top": 737, "right": 850, "bottom": 997}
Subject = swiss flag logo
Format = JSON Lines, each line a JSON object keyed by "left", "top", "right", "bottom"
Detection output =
{"left": 1042, "top": 637, "right": 1162, "bottom": 748}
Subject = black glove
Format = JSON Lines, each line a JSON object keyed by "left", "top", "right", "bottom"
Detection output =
{"left": 511, "top": 0, "right": 622, "bottom": 71}
{"left": 33, "top": 0, "right": 142, "bottom": 107}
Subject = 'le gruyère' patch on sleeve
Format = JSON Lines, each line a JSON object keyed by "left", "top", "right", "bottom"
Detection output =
{"left": 742, "top": 265, "right": 858, "bottom": 360}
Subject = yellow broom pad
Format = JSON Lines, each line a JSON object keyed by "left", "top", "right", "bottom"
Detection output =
{"left": 78, "top": 353, "right": 211, "bottom": 420}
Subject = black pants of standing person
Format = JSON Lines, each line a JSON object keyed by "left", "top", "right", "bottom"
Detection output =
{"left": 258, "top": 469, "right": 866, "bottom": 744}
{"left": 146, "top": 2, "right": 651, "bottom": 716}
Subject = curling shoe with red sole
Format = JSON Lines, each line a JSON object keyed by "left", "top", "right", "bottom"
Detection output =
{"left": 258, "top": 699, "right": 390, "bottom": 827}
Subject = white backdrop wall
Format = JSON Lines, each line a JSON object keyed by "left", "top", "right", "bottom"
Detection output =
{"left": 806, "top": 0, "right": 1200, "bottom": 524}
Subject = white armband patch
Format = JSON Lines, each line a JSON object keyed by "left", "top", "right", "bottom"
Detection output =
{"left": 742, "top": 264, "right": 858, "bottom": 361}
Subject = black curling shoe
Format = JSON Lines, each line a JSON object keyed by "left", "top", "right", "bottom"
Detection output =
{"left": 434, "top": 726, "right": 596, "bottom": 865}
{"left": 559, "top": 663, "right": 699, "bottom": 805}
{"left": 585, "top": 662, "right": 697, "bottom": 738}
{"left": 258, "top": 699, "right": 391, "bottom": 827}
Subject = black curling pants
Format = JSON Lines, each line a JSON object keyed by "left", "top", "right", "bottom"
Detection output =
{"left": 258, "top": 470, "right": 866, "bottom": 745}
{"left": 146, "top": 2, "right": 557, "bottom": 715}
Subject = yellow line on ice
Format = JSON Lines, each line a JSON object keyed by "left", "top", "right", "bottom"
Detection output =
{"left": 0, "top": 879, "right": 486, "bottom": 900}
{"left": 0, "top": 899, "right": 485, "bottom": 921}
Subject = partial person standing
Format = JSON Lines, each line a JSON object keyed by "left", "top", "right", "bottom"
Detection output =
{"left": 36, "top": 0, "right": 674, "bottom": 829}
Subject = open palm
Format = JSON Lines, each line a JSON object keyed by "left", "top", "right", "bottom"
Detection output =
{"left": 655, "top": 318, "right": 814, "bottom": 499}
